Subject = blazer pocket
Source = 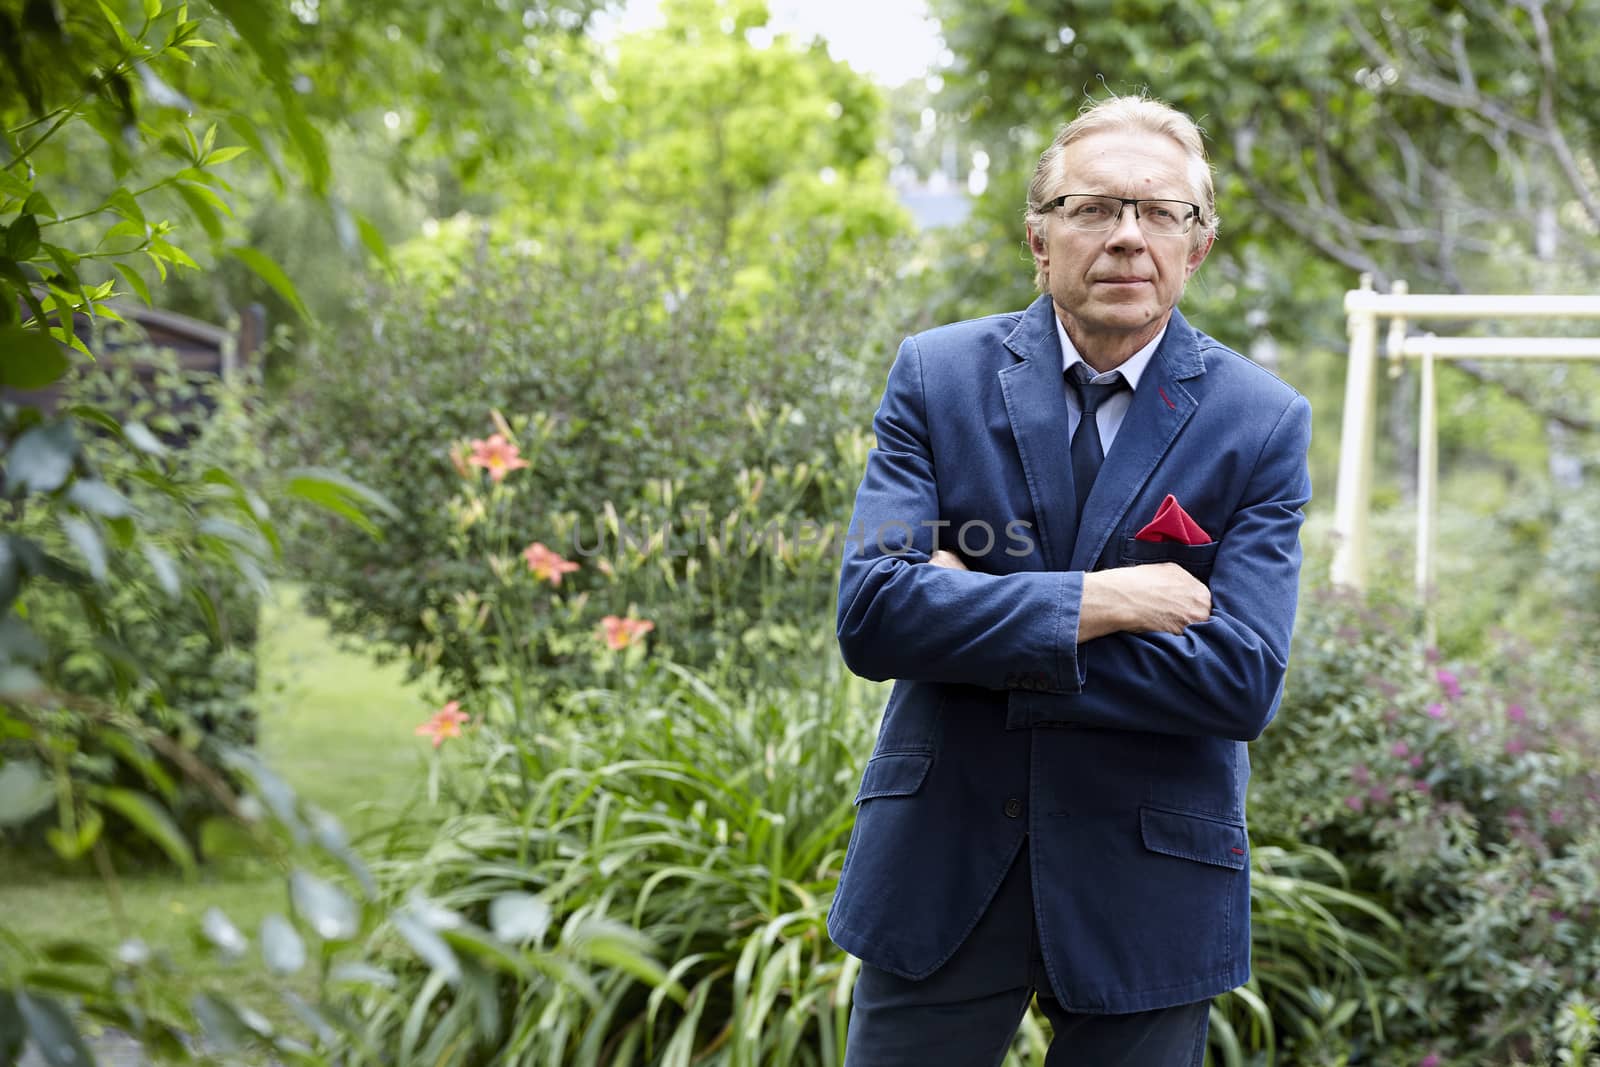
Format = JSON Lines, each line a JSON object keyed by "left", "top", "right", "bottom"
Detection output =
{"left": 854, "top": 752, "right": 934, "bottom": 806}
{"left": 1139, "top": 805, "right": 1248, "bottom": 870}
{"left": 1120, "top": 536, "right": 1220, "bottom": 580}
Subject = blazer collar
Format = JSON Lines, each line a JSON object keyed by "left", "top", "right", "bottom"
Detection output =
{"left": 999, "top": 296, "right": 1207, "bottom": 571}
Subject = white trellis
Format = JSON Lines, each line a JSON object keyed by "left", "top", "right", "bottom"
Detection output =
{"left": 1331, "top": 275, "right": 1600, "bottom": 601}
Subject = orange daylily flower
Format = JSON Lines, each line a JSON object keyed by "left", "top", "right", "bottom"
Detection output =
{"left": 415, "top": 701, "right": 470, "bottom": 747}
{"left": 467, "top": 434, "right": 530, "bottom": 482}
{"left": 600, "top": 615, "right": 655, "bottom": 650}
{"left": 522, "top": 542, "right": 580, "bottom": 586}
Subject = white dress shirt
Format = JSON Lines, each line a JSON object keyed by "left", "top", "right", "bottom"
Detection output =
{"left": 1056, "top": 315, "right": 1168, "bottom": 453}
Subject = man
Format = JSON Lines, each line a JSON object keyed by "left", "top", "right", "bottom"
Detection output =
{"left": 829, "top": 95, "right": 1312, "bottom": 1066}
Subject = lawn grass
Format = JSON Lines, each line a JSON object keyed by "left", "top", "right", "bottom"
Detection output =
{"left": 0, "top": 583, "right": 439, "bottom": 1015}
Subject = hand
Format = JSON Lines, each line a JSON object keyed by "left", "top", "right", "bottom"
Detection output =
{"left": 926, "top": 549, "right": 969, "bottom": 571}
{"left": 1079, "top": 563, "right": 1211, "bottom": 641}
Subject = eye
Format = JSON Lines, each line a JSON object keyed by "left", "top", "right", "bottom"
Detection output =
{"left": 1071, "top": 202, "right": 1107, "bottom": 218}
{"left": 1146, "top": 205, "right": 1179, "bottom": 223}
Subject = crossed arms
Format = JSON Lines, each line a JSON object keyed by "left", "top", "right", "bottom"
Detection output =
{"left": 835, "top": 339, "right": 1312, "bottom": 742}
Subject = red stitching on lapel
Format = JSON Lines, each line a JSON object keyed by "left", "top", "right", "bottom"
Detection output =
{"left": 1230, "top": 847, "right": 1245, "bottom": 855}
{"left": 1158, "top": 386, "right": 1177, "bottom": 410}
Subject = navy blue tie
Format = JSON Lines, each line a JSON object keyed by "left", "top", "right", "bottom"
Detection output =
{"left": 1068, "top": 363, "right": 1127, "bottom": 516}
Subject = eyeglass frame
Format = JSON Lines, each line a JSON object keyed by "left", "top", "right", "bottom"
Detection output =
{"left": 1039, "top": 193, "right": 1204, "bottom": 236}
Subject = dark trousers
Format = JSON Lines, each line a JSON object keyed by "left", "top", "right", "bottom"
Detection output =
{"left": 843, "top": 841, "right": 1211, "bottom": 1067}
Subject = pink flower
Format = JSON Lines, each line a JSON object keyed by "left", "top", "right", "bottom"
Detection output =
{"left": 1344, "top": 795, "right": 1365, "bottom": 812}
{"left": 415, "top": 700, "right": 470, "bottom": 748}
{"left": 1423, "top": 646, "right": 1441, "bottom": 664}
{"left": 1413, "top": 779, "right": 1431, "bottom": 794}
{"left": 1436, "top": 668, "right": 1462, "bottom": 700}
{"left": 1409, "top": 755, "right": 1424, "bottom": 769}
{"left": 1505, "top": 738, "right": 1526, "bottom": 755}
{"left": 467, "top": 434, "right": 530, "bottom": 482}
{"left": 1426, "top": 702, "right": 1447, "bottom": 720}
{"left": 1507, "top": 704, "right": 1527, "bottom": 723}
{"left": 522, "top": 542, "right": 579, "bottom": 586}
{"left": 1350, "top": 764, "right": 1371, "bottom": 785}
{"left": 1391, "top": 741, "right": 1410, "bottom": 758}
{"left": 1367, "top": 784, "right": 1391, "bottom": 805}
{"left": 600, "top": 614, "right": 655, "bottom": 650}
{"left": 1420, "top": 1055, "right": 1441, "bottom": 1067}
{"left": 1551, "top": 809, "right": 1566, "bottom": 826}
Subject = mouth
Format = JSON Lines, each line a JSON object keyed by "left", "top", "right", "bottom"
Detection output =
{"left": 1094, "top": 277, "right": 1149, "bottom": 286}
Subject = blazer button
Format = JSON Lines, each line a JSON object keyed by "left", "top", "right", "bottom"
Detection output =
{"left": 1004, "top": 797, "right": 1023, "bottom": 819}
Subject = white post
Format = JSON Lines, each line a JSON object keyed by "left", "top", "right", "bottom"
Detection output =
{"left": 1415, "top": 341, "right": 1438, "bottom": 627}
{"left": 1332, "top": 275, "right": 1381, "bottom": 590}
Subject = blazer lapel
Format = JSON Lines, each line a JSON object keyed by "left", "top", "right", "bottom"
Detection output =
{"left": 999, "top": 296, "right": 1077, "bottom": 571}
{"left": 1069, "top": 309, "right": 1206, "bottom": 572}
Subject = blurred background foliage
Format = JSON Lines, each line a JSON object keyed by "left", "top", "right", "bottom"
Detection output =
{"left": 3, "top": 0, "right": 1600, "bottom": 1062}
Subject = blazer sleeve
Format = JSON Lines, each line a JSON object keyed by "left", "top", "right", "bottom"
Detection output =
{"left": 1010, "top": 393, "right": 1313, "bottom": 741}
{"left": 836, "top": 336, "right": 1086, "bottom": 693}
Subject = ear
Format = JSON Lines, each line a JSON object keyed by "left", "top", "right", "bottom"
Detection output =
{"left": 1185, "top": 232, "right": 1214, "bottom": 278}
{"left": 1027, "top": 224, "right": 1048, "bottom": 271}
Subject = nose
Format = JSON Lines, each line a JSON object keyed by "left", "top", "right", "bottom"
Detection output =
{"left": 1104, "top": 203, "right": 1146, "bottom": 253}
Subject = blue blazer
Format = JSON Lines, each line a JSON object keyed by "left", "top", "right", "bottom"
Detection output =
{"left": 828, "top": 295, "right": 1312, "bottom": 1013}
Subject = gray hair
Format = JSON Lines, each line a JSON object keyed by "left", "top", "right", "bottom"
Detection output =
{"left": 1024, "top": 95, "right": 1219, "bottom": 291}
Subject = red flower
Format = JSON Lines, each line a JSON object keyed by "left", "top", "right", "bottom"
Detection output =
{"left": 468, "top": 434, "right": 530, "bottom": 482}
{"left": 522, "top": 542, "right": 579, "bottom": 586}
{"left": 600, "top": 615, "right": 655, "bottom": 650}
{"left": 415, "top": 701, "right": 470, "bottom": 747}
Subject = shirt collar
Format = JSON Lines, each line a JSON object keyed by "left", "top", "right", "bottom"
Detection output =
{"left": 1055, "top": 315, "right": 1167, "bottom": 391}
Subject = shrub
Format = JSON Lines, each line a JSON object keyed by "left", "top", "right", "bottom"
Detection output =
{"left": 274, "top": 232, "right": 913, "bottom": 702}
{"left": 1253, "top": 581, "right": 1600, "bottom": 1066}
{"left": 2, "top": 348, "right": 270, "bottom": 860}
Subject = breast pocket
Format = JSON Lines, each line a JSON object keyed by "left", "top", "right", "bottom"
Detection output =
{"left": 1119, "top": 536, "right": 1220, "bottom": 581}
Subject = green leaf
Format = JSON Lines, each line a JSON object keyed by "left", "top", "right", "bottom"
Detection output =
{"left": 61, "top": 518, "right": 106, "bottom": 582}
{"left": 4, "top": 420, "right": 78, "bottom": 494}
{"left": 66, "top": 479, "right": 134, "bottom": 518}
{"left": 21, "top": 191, "right": 56, "bottom": 219}
{"left": 289, "top": 869, "right": 360, "bottom": 941}
{"left": 201, "top": 906, "right": 248, "bottom": 957}
{"left": 191, "top": 993, "right": 252, "bottom": 1054}
{"left": 283, "top": 467, "right": 398, "bottom": 538}
{"left": 228, "top": 245, "right": 310, "bottom": 321}
{"left": 393, "top": 912, "right": 461, "bottom": 983}
{"left": 6, "top": 214, "right": 40, "bottom": 260}
{"left": 42, "top": 244, "right": 81, "bottom": 288}
{"left": 98, "top": 732, "right": 177, "bottom": 804}
{"left": 0, "top": 328, "right": 69, "bottom": 389}
{"left": 14, "top": 991, "right": 94, "bottom": 1067}
{"left": 354, "top": 212, "right": 394, "bottom": 273}
{"left": 113, "top": 262, "right": 153, "bottom": 306}
{"left": 490, "top": 892, "right": 552, "bottom": 943}
{"left": 99, "top": 787, "right": 196, "bottom": 873}
{"left": 174, "top": 182, "right": 223, "bottom": 241}
{"left": 205, "top": 145, "right": 249, "bottom": 166}
{"left": 123, "top": 419, "right": 168, "bottom": 455}
{"left": 107, "top": 187, "right": 145, "bottom": 225}
{"left": 142, "top": 543, "right": 181, "bottom": 598}
{"left": 0, "top": 992, "right": 24, "bottom": 1067}
{"left": 45, "top": 807, "right": 102, "bottom": 861}
{"left": 0, "top": 759, "right": 54, "bottom": 825}
{"left": 260, "top": 914, "right": 306, "bottom": 975}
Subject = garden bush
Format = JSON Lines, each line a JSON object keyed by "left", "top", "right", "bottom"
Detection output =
{"left": 276, "top": 231, "right": 916, "bottom": 700}
{"left": 1253, "top": 580, "right": 1600, "bottom": 1066}
{"left": 2, "top": 347, "right": 271, "bottom": 861}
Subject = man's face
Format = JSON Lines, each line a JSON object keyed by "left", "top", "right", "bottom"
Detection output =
{"left": 1028, "top": 129, "right": 1213, "bottom": 350}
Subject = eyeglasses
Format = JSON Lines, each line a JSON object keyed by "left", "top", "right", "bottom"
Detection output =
{"left": 1041, "top": 194, "right": 1202, "bottom": 237}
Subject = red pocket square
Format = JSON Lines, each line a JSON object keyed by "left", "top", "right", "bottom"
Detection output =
{"left": 1134, "top": 494, "right": 1213, "bottom": 545}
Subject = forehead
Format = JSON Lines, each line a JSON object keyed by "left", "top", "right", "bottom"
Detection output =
{"left": 1054, "top": 129, "right": 1196, "bottom": 200}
